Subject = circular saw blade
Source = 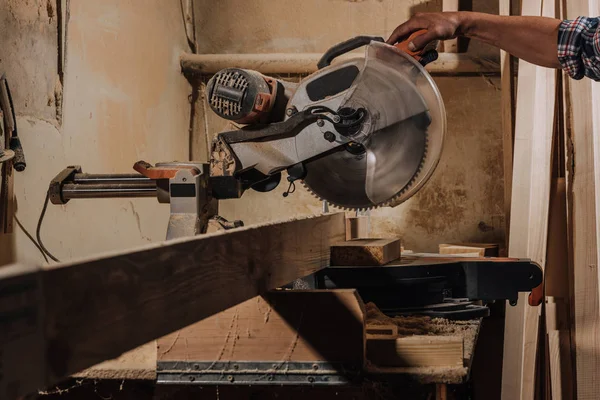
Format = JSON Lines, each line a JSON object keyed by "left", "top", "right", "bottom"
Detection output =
{"left": 302, "top": 41, "right": 444, "bottom": 209}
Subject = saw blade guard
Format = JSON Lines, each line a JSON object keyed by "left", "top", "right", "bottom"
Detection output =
{"left": 339, "top": 41, "right": 446, "bottom": 207}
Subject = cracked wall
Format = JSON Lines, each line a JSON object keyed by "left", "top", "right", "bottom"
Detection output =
{"left": 0, "top": 0, "right": 192, "bottom": 265}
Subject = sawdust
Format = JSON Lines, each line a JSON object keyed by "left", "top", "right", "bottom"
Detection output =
{"left": 365, "top": 302, "right": 433, "bottom": 336}
{"left": 364, "top": 302, "right": 480, "bottom": 383}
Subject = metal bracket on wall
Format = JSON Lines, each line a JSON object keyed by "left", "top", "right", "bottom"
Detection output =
{"left": 156, "top": 361, "right": 361, "bottom": 385}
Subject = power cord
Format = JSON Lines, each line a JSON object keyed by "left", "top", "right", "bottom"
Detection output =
{"left": 14, "top": 214, "right": 48, "bottom": 263}
{"left": 13, "top": 190, "right": 60, "bottom": 263}
{"left": 35, "top": 190, "right": 60, "bottom": 262}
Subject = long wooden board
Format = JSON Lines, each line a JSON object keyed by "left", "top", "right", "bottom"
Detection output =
{"left": 0, "top": 212, "right": 345, "bottom": 399}
{"left": 562, "top": 1, "right": 600, "bottom": 397}
{"left": 158, "top": 289, "right": 365, "bottom": 365}
{"left": 501, "top": 0, "right": 556, "bottom": 398}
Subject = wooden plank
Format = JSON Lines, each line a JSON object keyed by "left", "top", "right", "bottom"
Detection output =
{"left": 330, "top": 238, "right": 400, "bottom": 266}
{"left": 501, "top": 0, "right": 555, "bottom": 398}
{"left": 345, "top": 216, "right": 370, "bottom": 240}
{"left": 439, "top": 243, "right": 499, "bottom": 257}
{"left": 158, "top": 289, "right": 365, "bottom": 364}
{"left": 0, "top": 213, "right": 345, "bottom": 400}
{"left": 500, "top": 0, "right": 516, "bottom": 252}
{"left": 366, "top": 336, "right": 463, "bottom": 368}
{"left": 562, "top": 1, "right": 600, "bottom": 398}
{"left": 548, "top": 330, "right": 573, "bottom": 400}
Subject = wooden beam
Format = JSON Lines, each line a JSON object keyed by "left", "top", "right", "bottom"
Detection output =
{"left": 330, "top": 238, "right": 401, "bottom": 266}
{"left": 0, "top": 213, "right": 345, "bottom": 399}
{"left": 367, "top": 336, "right": 463, "bottom": 368}
{"left": 500, "top": 0, "right": 516, "bottom": 252}
{"left": 501, "top": 0, "right": 555, "bottom": 399}
{"left": 562, "top": 1, "right": 600, "bottom": 397}
{"left": 439, "top": 243, "right": 499, "bottom": 257}
{"left": 180, "top": 52, "right": 500, "bottom": 76}
{"left": 157, "top": 289, "right": 365, "bottom": 365}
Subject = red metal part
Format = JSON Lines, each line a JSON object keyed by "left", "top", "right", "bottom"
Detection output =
{"left": 133, "top": 161, "right": 199, "bottom": 180}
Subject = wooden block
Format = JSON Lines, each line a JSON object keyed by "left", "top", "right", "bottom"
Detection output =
{"left": 157, "top": 289, "right": 365, "bottom": 364}
{"left": 439, "top": 243, "right": 499, "bottom": 257}
{"left": 330, "top": 239, "right": 400, "bottom": 266}
{"left": 345, "top": 216, "right": 370, "bottom": 240}
{"left": 367, "top": 336, "right": 463, "bottom": 368}
{"left": 366, "top": 324, "right": 398, "bottom": 338}
{"left": 0, "top": 213, "right": 345, "bottom": 400}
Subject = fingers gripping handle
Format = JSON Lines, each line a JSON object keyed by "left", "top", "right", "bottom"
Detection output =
{"left": 394, "top": 29, "right": 439, "bottom": 65}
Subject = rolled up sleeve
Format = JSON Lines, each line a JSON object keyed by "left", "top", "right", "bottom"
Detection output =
{"left": 558, "top": 17, "right": 600, "bottom": 81}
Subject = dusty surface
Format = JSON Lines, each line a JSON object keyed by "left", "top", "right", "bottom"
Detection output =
{"left": 364, "top": 302, "right": 480, "bottom": 383}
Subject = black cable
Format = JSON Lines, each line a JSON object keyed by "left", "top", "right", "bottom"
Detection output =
{"left": 14, "top": 214, "right": 49, "bottom": 264}
{"left": 36, "top": 190, "right": 60, "bottom": 262}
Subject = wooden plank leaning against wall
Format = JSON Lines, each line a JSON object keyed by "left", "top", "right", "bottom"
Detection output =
{"left": 501, "top": 0, "right": 556, "bottom": 399}
{"left": 563, "top": 0, "right": 600, "bottom": 398}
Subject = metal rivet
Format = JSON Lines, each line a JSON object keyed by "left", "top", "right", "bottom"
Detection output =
{"left": 233, "top": 364, "right": 239, "bottom": 370}
{"left": 194, "top": 364, "right": 200, "bottom": 370}
{"left": 227, "top": 375, "right": 234, "bottom": 382}
{"left": 182, "top": 177, "right": 187, "bottom": 182}
{"left": 317, "top": 119, "right": 325, "bottom": 127}
{"left": 323, "top": 132, "right": 335, "bottom": 142}
{"left": 189, "top": 375, "right": 195, "bottom": 382}
{"left": 308, "top": 376, "right": 315, "bottom": 383}
{"left": 312, "top": 364, "right": 319, "bottom": 370}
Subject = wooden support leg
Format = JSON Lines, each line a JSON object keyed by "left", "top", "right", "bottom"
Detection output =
{"left": 436, "top": 383, "right": 448, "bottom": 400}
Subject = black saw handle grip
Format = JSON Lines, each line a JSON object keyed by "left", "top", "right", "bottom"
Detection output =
{"left": 317, "top": 36, "right": 384, "bottom": 69}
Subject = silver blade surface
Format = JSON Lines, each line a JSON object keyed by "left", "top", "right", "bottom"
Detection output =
{"left": 365, "top": 115, "right": 428, "bottom": 205}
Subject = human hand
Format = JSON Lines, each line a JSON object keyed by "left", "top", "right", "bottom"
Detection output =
{"left": 387, "top": 12, "right": 464, "bottom": 51}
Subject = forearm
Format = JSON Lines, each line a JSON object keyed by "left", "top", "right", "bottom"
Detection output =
{"left": 458, "top": 12, "right": 562, "bottom": 68}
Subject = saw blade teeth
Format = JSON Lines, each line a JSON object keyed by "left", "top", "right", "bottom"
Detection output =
{"left": 301, "top": 129, "right": 430, "bottom": 211}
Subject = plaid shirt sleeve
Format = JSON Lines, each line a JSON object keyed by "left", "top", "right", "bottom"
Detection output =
{"left": 558, "top": 17, "right": 600, "bottom": 81}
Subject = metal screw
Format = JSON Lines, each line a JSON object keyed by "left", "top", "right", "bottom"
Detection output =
{"left": 194, "top": 364, "right": 200, "bottom": 370}
{"left": 332, "top": 115, "right": 341, "bottom": 123}
{"left": 323, "top": 131, "right": 335, "bottom": 142}
{"left": 312, "top": 364, "right": 319, "bottom": 370}
{"left": 307, "top": 376, "right": 315, "bottom": 383}
{"left": 189, "top": 375, "right": 195, "bottom": 382}
{"left": 317, "top": 119, "right": 325, "bottom": 127}
{"left": 182, "top": 177, "right": 187, "bottom": 182}
{"left": 227, "top": 375, "right": 234, "bottom": 382}
{"left": 233, "top": 364, "right": 239, "bottom": 370}
{"left": 509, "top": 299, "right": 518, "bottom": 306}
{"left": 286, "top": 107, "right": 297, "bottom": 117}
{"left": 267, "top": 375, "right": 273, "bottom": 381}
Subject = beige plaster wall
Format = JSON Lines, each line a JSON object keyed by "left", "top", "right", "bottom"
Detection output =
{"left": 0, "top": 1, "right": 192, "bottom": 265}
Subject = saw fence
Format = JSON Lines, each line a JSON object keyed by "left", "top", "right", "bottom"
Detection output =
{"left": 500, "top": 0, "right": 600, "bottom": 399}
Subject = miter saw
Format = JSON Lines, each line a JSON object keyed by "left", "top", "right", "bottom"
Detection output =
{"left": 49, "top": 35, "right": 445, "bottom": 232}
{"left": 47, "top": 35, "right": 543, "bottom": 308}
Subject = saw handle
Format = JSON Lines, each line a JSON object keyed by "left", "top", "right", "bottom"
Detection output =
{"left": 317, "top": 36, "right": 384, "bottom": 69}
{"left": 318, "top": 33, "right": 438, "bottom": 70}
